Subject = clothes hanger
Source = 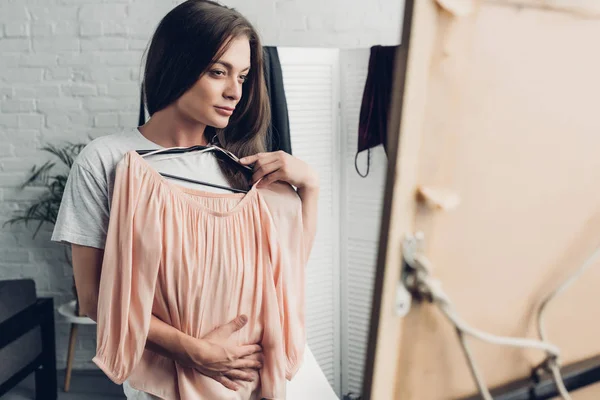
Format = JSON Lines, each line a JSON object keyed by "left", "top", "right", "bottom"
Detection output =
{"left": 136, "top": 144, "right": 253, "bottom": 194}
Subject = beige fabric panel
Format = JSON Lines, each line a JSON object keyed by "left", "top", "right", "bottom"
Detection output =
{"left": 395, "top": 1, "right": 600, "bottom": 398}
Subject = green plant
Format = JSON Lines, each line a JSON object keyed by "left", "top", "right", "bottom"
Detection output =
{"left": 4, "top": 140, "right": 88, "bottom": 313}
{"left": 4, "top": 141, "right": 87, "bottom": 239}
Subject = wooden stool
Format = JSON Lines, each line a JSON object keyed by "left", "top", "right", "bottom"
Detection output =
{"left": 57, "top": 300, "right": 95, "bottom": 392}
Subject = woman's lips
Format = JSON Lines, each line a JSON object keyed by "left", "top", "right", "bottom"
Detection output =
{"left": 215, "top": 106, "right": 234, "bottom": 116}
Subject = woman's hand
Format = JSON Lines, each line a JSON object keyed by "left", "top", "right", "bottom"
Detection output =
{"left": 177, "top": 315, "right": 263, "bottom": 391}
{"left": 240, "top": 151, "right": 319, "bottom": 190}
{"left": 241, "top": 150, "right": 320, "bottom": 256}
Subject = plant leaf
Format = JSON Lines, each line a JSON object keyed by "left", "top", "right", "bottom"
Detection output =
{"left": 6, "top": 139, "right": 88, "bottom": 238}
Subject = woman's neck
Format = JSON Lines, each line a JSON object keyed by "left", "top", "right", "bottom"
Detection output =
{"left": 138, "top": 107, "right": 209, "bottom": 148}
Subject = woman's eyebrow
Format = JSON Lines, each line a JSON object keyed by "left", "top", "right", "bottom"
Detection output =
{"left": 214, "top": 61, "right": 251, "bottom": 72}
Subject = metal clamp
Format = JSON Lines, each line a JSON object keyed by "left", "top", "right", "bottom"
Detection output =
{"left": 396, "top": 231, "right": 443, "bottom": 316}
{"left": 395, "top": 232, "right": 429, "bottom": 316}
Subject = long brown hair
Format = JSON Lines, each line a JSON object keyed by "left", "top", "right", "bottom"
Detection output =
{"left": 141, "top": 0, "right": 270, "bottom": 190}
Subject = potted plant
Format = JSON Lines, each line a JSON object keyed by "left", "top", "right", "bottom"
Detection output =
{"left": 4, "top": 141, "right": 88, "bottom": 315}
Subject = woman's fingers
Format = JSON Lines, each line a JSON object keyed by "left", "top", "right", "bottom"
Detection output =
{"left": 204, "top": 314, "right": 249, "bottom": 340}
{"left": 241, "top": 151, "right": 291, "bottom": 185}
{"left": 257, "top": 170, "right": 284, "bottom": 187}
{"left": 251, "top": 160, "right": 281, "bottom": 184}
{"left": 234, "top": 344, "right": 262, "bottom": 359}
{"left": 229, "top": 357, "right": 263, "bottom": 370}
{"left": 240, "top": 351, "right": 264, "bottom": 364}
{"left": 214, "top": 375, "right": 239, "bottom": 391}
{"left": 239, "top": 154, "right": 260, "bottom": 165}
{"left": 240, "top": 151, "right": 283, "bottom": 166}
{"left": 225, "top": 369, "right": 257, "bottom": 382}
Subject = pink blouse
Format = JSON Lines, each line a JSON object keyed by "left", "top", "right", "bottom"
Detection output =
{"left": 92, "top": 151, "right": 306, "bottom": 399}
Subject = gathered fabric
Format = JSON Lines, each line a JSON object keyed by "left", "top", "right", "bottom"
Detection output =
{"left": 93, "top": 150, "right": 306, "bottom": 400}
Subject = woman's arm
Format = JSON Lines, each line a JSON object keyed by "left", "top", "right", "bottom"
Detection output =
{"left": 71, "top": 244, "right": 262, "bottom": 390}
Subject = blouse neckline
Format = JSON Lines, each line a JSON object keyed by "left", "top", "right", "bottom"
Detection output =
{"left": 127, "top": 150, "right": 259, "bottom": 217}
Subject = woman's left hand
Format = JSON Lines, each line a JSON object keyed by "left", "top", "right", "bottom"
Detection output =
{"left": 240, "top": 151, "right": 319, "bottom": 190}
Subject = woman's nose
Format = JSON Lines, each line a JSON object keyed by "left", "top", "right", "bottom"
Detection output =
{"left": 224, "top": 78, "right": 242, "bottom": 101}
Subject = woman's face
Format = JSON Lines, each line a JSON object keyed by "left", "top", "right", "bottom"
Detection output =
{"left": 175, "top": 36, "right": 251, "bottom": 129}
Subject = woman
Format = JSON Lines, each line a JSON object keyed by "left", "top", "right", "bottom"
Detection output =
{"left": 51, "top": 1, "right": 319, "bottom": 398}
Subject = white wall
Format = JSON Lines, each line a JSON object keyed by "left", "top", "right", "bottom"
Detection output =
{"left": 222, "top": 0, "right": 403, "bottom": 48}
{"left": 0, "top": 0, "right": 402, "bottom": 374}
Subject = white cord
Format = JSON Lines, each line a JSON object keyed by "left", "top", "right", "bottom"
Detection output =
{"left": 412, "top": 258, "right": 561, "bottom": 356}
{"left": 407, "top": 243, "right": 600, "bottom": 400}
{"left": 549, "top": 361, "right": 571, "bottom": 400}
{"left": 456, "top": 328, "right": 494, "bottom": 400}
{"left": 535, "top": 244, "right": 600, "bottom": 400}
{"left": 405, "top": 253, "right": 560, "bottom": 399}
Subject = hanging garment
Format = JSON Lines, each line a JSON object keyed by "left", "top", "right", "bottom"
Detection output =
{"left": 356, "top": 45, "right": 404, "bottom": 177}
{"left": 92, "top": 150, "right": 306, "bottom": 400}
{"left": 263, "top": 47, "right": 292, "bottom": 155}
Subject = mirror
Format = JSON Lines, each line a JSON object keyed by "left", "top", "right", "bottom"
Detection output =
{"left": 0, "top": 1, "right": 405, "bottom": 399}
{"left": 366, "top": 0, "right": 600, "bottom": 399}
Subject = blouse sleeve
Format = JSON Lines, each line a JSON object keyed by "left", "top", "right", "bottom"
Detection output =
{"left": 260, "top": 183, "right": 308, "bottom": 382}
{"left": 92, "top": 154, "right": 163, "bottom": 384}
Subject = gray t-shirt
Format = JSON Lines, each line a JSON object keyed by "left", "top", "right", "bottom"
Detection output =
{"left": 51, "top": 128, "right": 231, "bottom": 249}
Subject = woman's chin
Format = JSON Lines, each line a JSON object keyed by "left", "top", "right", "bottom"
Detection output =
{"left": 212, "top": 117, "right": 230, "bottom": 129}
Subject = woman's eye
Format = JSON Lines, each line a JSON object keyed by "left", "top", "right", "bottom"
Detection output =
{"left": 211, "top": 70, "right": 225, "bottom": 76}
{"left": 240, "top": 75, "right": 248, "bottom": 82}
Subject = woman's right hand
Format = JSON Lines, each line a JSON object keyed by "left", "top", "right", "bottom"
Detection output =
{"left": 178, "top": 314, "right": 263, "bottom": 391}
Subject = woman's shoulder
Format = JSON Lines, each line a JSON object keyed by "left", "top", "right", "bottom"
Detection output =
{"left": 74, "top": 128, "right": 147, "bottom": 180}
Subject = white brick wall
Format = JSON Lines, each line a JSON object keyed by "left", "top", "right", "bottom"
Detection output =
{"left": 0, "top": 0, "right": 402, "bottom": 371}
